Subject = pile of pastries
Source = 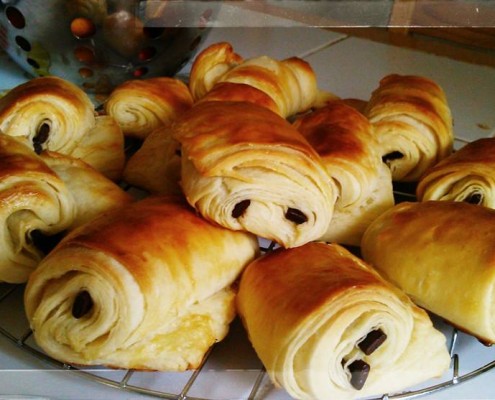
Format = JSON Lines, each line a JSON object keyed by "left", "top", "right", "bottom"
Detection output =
{"left": 2, "top": 41, "right": 494, "bottom": 400}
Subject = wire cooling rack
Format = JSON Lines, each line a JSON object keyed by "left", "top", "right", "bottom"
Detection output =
{"left": 2, "top": 138, "right": 495, "bottom": 400}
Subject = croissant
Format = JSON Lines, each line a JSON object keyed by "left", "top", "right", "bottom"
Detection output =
{"left": 172, "top": 100, "right": 336, "bottom": 248}
{"left": 293, "top": 101, "right": 394, "bottom": 246}
{"left": 361, "top": 200, "right": 495, "bottom": 345}
{"left": 24, "top": 196, "right": 259, "bottom": 370}
{"left": 189, "top": 42, "right": 320, "bottom": 118}
{"left": 0, "top": 76, "right": 96, "bottom": 155}
{"left": 104, "top": 77, "right": 193, "bottom": 139}
{"left": 70, "top": 114, "right": 125, "bottom": 181}
{"left": 416, "top": 137, "right": 495, "bottom": 206}
{"left": 122, "top": 124, "right": 182, "bottom": 195}
{"left": 364, "top": 74, "right": 454, "bottom": 182}
{"left": 237, "top": 242, "right": 450, "bottom": 400}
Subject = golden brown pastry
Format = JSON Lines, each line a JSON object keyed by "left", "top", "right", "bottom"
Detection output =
{"left": 104, "top": 77, "right": 193, "bottom": 139}
{"left": 361, "top": 200, "right": 495, "bottom": 344}
{"left": 364, "top": 74, "right": 454, "bottom": 182}
{"left": 293, "top": 101, "right": 394, "bottom": 246}
{"left": 122, "top": 124, "right": 182, "bottom": 195}
{"left": 197, "top": 81, "right": 280, "bottom": 115}
{"left": 25, "top": 196, "right": 259, "bottom": 370}
{"left": 416, "top": 137, "right": 495, "bottom": 206}
{"left": 189, "top": 42, "right": 243, "bottom": 101}
{"left": 70, "top": 114, "right": 125, "bottom": 181}
{"left": 40, "top": 151, "right": 133, "bottom": 229}
{"left": 189, "top": 42, "right": 321, "bottom": 118}
{"left": 172, "top": 100, "right": 336, "bottom": 248}
{"left": 0, "top": 136, "right": 75, "bottom": 283}
{"left": 237, "top": 242, "right": 450, "bottom": 400}
{"left": 0, "top": 76, "right": 96, "bottom": 155}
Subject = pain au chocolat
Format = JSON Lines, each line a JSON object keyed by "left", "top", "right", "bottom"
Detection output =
{"left": 237, "top": 242, "right": 450, "bottom": 400}
{"left": 171, "top": 100, "right": 336, "bottom": 248}
{"left": 417, "top": 137, "right": 495, "bottom": 207}
{"left": 104, "top": 77, "right": 193, "bottom": 139}
{"left": 364, "top": 74, "right": 454, "bottom": 182}
{"left": 293, "top": 101, "right": 394, "bottom": 246}
{"left": 0, "top": 135, "right": 131, "bottom": 283}
{"left": 188, "top": 42, "right": 324, "bottom": 119}
{"left": 0, "top": 76, "right": 126, "bottom": 179}
{"left": 24, "top": 196, "right": 259, "bottom": 371}
{"left": 361, "top": 200, "right": 495, "bottom": 345}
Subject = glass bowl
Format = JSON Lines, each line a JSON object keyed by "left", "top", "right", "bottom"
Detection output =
{"left": 0, "top": 0, "right": 217, "bottom": 94}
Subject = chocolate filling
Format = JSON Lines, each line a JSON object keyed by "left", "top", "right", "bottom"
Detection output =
{"left": 348, "top": 359, "right": 370, "bottom": 390}
{"left": 465, "top": 193, "right": 483, "bottom": 205}
{"left": 382, "top": 151, "right": 403, "bottom": 164}
{"left": 232, "top": 200, "right": 251, "bottom": 218}
{"left": 30, "top": 229, "right": 65, "bottom": 255}
{"left": 285, "top": 208, "right": 307, "bottom": 224}
{"left": 358, "top": 329, "right": 387, "bottom": 355}
{"left": 33, "top": 123, "right": 50, "bottom": 154}
{"left": 72, "top": 290, "right": 94, "bottom": 319}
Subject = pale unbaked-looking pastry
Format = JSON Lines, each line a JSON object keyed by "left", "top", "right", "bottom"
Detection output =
{"left": 172, "top": 100, "right": 336, "bottom": 248}
{"left": 416, "top": 137, "right": 495, "bottom": 207}
{"left": 293, "top": 101, "right": 394, "bottom": 246}
{"left": 123, "top": 124, "right": 183, "bottom": 195}
{"left": 188, "top": 42, "right": 322, "bottom": 118}
{"left": 24, "top": 196, "right": 259, "bottom": 370}
{"left": 0, "top": 76, "right": 96, "bottom": 155}
{"left": 237, "top": 242, "right": 450, "bottom": 400}
{"left": 364, "top": 74, "right": 454, "bottom": 182}
{"left": 361, "top": 200, "right": 495, "bottom": 345}
{"left": 0, "top": 136, "right": 75, "bottom": 283}
{"left": 104, "top": 77, "right": 193, "bottom": 139}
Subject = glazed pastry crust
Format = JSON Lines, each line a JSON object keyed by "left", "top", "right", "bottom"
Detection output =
{"left": 70, "top": 115, "right": 126, "bottom": 181}
{"left": 25, "top": 196, "right": 259, "bottom": 370}
{"left": 364, "top": 74, "right": 453, "bottom": 181}
{"left": 104, "top": 77, "right": 193, "bottom": 139}
{"left": 416, "top": 137, "right": 495, "bottom": 207}
{"left": 172, "top": 100, "right": 336, "bottom": 248}
{"left": 293, "top": 101, "right": 394, "bottom": 245}
{"left": 40, "top": 151, "right": 133, "bottom": 229}
{"left": 361, "top": 200, "right": 495, "bottom": 344}
{"left": 123, "top": 124, "right": 182, "bottom": 195}
{"left": 0, "top": 76, "right": 96, "bottom": 154}
{"left": 189, "top": 42, "right": 319, "bottom": 118}
{"left": 237, "top": 242, "right": 450, "bottom": 400}
{"left": 0, "top": 136, "right": 75, "bottom": 283}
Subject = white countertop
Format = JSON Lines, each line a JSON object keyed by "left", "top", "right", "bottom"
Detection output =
{"left": 1, "top": 3, "right": 495, "bottom": 400}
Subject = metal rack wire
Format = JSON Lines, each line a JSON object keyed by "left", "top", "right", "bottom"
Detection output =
{"left": 1, "top": 138, "right": 495, "bottom": 399}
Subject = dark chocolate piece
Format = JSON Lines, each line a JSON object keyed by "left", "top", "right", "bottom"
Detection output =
{"left": 465, "top": 193, "right": 483, "bottom": 205}
{"left": 232, "top": 199, "right": 251, "bottom": 218}
{"left": 33, "top": 123, "right": 50, "bottom": 154}
{"left": 30, "top": 229, "right": 66, "bottom": 255}
{"left": 382, "top": 151, "right": 404, "bottom": 164}
{"left": 72, "top": 290, "right": 93, "bottom": 319}
{"left": 348, "top": 359, "right": 370, "bottom": 390}
{"left": 358, "top": 329, "right": 387, "bottom": 355}
{"left": 285, "top": 208, "right": 307, "bottom": 224}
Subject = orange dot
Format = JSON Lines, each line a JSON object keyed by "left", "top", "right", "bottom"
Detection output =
{"left": 74, "top": 46, "right": 96, "bottom": 63}
{"left": 79, "top": 67, "right": 94, "bottom": 78}
{"left": 133, "top": 67, "right": 148, "bottom": 78}
{"left": 138, "top": 47, "right": 156, "bottom": 61}
{"left": 71, "top": 18, "right": 96, "bottom": 39}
